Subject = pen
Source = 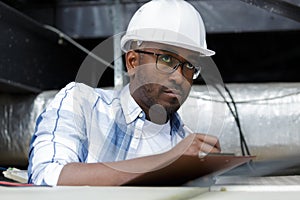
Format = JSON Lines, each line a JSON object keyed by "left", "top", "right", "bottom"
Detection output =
{"left": 183, "top": 125, "right": 194, "bottom": 134}
{"left": 183, "top": 125, "right": 208, "bottom": 157}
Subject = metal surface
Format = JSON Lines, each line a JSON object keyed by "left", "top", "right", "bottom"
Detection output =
{"left": 214, "top": 175, "right": 300, "bottom": 185}
{"left": 0, "top": 91, "right": 57, "bottom": 167}
{"left": 0, "top": 1, "right": 86, "bottom": 93}
{"left": 0, "top": 187, "right": 208, "bottom": 200}
{"left": 240, "top": 0, "right": 300, "bottom": 22}
{"left": 111, "top": 0, "right": 126, "bottom": 88}
{"left": 55, "top": 1, "right": 141, "bottom": 38}
{"left": 1, "top": 185, "right": 300, "bottom": 200}
{"left": 0, "top": 79, "right": 40, "bottom": 94}
{"left": 54, "top": 0, "right": 300, "bottom": 39}
{"left": 1, "top": 0, "right": 299, "bottom": 88}
{"left": 192, "top": 0, "right": 300, "bottom": 33}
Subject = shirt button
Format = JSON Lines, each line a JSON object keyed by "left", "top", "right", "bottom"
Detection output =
{"left": 138, "top": 112, "right": 143, "bottom": 118}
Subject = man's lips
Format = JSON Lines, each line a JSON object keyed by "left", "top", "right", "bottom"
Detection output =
{"left": 163, "top": 88, "right": 182, "bottom": 98}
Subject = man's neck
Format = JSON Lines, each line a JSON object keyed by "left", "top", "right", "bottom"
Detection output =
{"left": 129, "top": 84, "right": 169, "bottom": 124}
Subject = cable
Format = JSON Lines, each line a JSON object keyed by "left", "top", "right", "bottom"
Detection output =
{"left": 189, "top": 85, "right": 300, "bottom": 156}
{"left": 209, "top": 83, "right": 251, "bottom": 156}
{"left": 43, "top": 24, "right": 128, "bottom": 77}
{"left": 224, "top": 85, "right": 251, "bottom": 156}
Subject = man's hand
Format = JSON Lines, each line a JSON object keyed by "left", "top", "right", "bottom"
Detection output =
{"left": 173, "top": 133, "right": 221, "bottom": 156}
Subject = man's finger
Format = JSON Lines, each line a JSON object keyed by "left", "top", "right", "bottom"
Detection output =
{"left": 194, "top": 134, "right": 221, "bottom": 151}
{"left": 197, "top": 141, "right": 221, "bottom": 153}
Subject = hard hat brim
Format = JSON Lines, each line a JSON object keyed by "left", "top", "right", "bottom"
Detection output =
{"left": 121, "top": 36, "right": 215, "bottom": 57}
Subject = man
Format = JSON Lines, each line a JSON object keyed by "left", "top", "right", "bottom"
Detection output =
{"left": 28, "top": 0, "right": 221, "bottom": 186}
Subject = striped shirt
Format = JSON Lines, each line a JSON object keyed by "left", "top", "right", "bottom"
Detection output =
{"left": 28, "top": 82, "right": 186, "bottom": 186}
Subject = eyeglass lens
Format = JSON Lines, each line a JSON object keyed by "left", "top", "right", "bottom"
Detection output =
{"left": 156, "top": 54, "right": 195, "bottom": 79}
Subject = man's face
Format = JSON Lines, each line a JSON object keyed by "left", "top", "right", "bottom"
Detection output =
{"left": 127, "top": 42, "right": 199, "bottom": 119}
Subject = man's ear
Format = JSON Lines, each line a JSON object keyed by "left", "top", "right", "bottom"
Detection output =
{"left": 125, "top": 51, "right": 139, "bottom": 75}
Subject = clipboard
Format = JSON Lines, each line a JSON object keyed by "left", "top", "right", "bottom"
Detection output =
{"left": 123, "top": 153, "right": 254, "bottom": 186}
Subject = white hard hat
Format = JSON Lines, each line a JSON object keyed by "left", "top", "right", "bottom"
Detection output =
{"left": 121, "top": 0, "right": 215, "bottom": 56}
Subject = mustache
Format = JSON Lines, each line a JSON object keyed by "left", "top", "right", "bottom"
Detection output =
{"left": 131, "top": 80, "right": 186, "bottom": 94}
{"left": 161, "top": 85, "right": 184, "bottom": 96}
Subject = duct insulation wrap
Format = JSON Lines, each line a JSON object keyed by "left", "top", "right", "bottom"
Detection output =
{"left": 179, "top": 82, "right": 300, "bottom": 160}
{"left": 0, "top": 91, "right": 57, "bottom": 167}
{"left": 1, "top": 83, "right": 300, "bottom": 167}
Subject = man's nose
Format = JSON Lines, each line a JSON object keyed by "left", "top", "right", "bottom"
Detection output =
{"left": 168, "top": 65, "right": 185, "bottom": 84}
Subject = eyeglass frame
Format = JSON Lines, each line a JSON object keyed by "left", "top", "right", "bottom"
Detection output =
{"left": 133, "top": 49, "right": 201, "bottom": 80}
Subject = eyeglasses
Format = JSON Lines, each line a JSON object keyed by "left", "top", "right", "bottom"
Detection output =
{"left": 134, "top": 50, "right": 201, "bottom": 80}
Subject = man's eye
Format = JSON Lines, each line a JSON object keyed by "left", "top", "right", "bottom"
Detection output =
{"left": 161, "top": 55, "right": 172, "bottom": 63}
{"left": 185, "top": 63, "right": 195, "bottom": 69}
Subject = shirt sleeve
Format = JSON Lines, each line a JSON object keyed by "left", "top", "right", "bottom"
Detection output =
{"left": 28, "top": 82, "right": 94, "bottom": 186}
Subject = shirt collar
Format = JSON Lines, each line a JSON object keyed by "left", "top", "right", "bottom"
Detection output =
{"left": 170, "top": 112, "right": 185, "bottom": 138}
{"left": 120, "top": 84, "right": 143, "bottom": 124}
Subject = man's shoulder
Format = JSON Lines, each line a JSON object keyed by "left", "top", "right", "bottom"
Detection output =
{"left": 62, "top": 82, "right": 122, "bottom": 104}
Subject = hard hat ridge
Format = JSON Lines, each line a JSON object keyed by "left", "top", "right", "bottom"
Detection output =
{"left": 121, "top": 0, "right": 215, "bottom": 56}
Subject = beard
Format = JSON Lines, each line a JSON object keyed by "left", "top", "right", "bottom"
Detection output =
{"left": 132, "top": 83, "right": 185, "bottom": 115}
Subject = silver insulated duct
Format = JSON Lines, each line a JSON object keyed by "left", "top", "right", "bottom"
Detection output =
{"left": 1, "top": 83, "right": 300, "bottom": 167}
